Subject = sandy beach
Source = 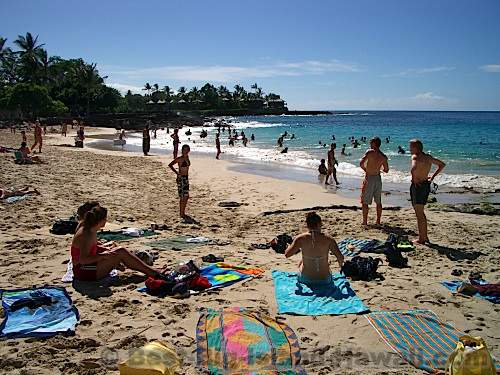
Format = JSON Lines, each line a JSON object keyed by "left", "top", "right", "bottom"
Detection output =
{"left": 0, "top": 126, "right": 499, "bottom": 375}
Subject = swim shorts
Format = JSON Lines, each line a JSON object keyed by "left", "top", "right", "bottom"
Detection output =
{"left": 410, "top": 181, "right": 431, "bottom": 205}
{"left": 73, "top": 263, "right": 97, "bottom": 281}
{"left": 361, "top": 174, "right": 382, "bottom": 205}
{"left": 177, "top": 175, "right": 189, "bottom": 198}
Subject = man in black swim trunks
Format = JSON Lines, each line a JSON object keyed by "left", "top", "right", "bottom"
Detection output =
{"left": 409, "top": 139, "right": 446, "bottom": 244}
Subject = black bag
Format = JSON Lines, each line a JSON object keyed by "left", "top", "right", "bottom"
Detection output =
{"left": 384, "top": 233, "right": 408, "bottom": 268}
{"left": 50, "top": 217, "right": 78, "bottom": 235}
{"left": 270, "top": 234, "right": 293, "bottom": 254}
{"left": 341, "top": 256, "right": 383, "bottom": 281}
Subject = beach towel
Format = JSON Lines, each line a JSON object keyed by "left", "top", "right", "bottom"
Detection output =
{"left": 337, "top": 238, "right": 383, "bottom": 257}
{"left": 146, "top": 235, "right": 214, "bottom": 251}
{"left": 3, "top": 195, "right": 29, "bottom": 204}
{"left": 365, "top": 309, "right": 500, "bottom": 373}
{"left": 97, "top": 228, "right": 156, "bottom": 242}
{"left": 0, "top": 286, "right": 79, "bottom": 338}
{"left": 272, "top": 271, "right": 369, "bottom": 316}
{"left": 61, "top": 259, "right": 118, "bottom": 283}
{"left": 442, "top": 280, "right": 500, "bottom": 304}
{"left": 202, "top": 263, "right": 264, "bottom": 289}
{"left": 138, "top": 262, "right": 263, "bottom": 296}
{"left": 196, "top": 307, "right": 306, "bottom": 375}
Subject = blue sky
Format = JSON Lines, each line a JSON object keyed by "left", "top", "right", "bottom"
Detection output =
{"left": 2, "top": 0, "right": 500, "bottom": 110}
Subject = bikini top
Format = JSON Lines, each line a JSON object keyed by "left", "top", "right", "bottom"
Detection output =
{"left": 301, "top": 231, "right": 331, "bottom": 272}
{"left": 180, "top": 159, "right": 190, "bottom": 168}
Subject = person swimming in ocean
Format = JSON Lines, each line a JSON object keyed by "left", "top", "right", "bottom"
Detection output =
{"left": 281, "top": 147, "right": 288, "bottom": 154}
{"left": 251, "top": 134, "right": 255, "bottom": 141}
{"left": 291, "top": 133, "right": 296, "bottom": 139}
{"left": 284, "top": 212, "right": 344, "bottom": 284}
{"left": 341, "top": 144, "right": 347, "bottom": 156}
{"left": 398, "top": 145, "right": 406, "bottom": 154}
{"left": 277, "top": 136, "right": 284, "bottom": 148}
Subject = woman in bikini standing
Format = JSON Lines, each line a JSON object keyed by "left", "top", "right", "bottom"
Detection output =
{"left": 285, "top": 212, "right": 344, "bottom": 284}
{"left": 169, "top": 144, "right": 191, "bottom": 220}
{"left": 170, "top": 128, "right": 180, "bottom": 159}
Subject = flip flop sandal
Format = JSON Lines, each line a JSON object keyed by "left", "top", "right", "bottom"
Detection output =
{"left": 202, "top": 254, "right": 224, "bottom": 263}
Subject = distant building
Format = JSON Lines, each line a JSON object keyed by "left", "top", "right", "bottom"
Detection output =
{"left": 246, "top": 97, "right": 265, "bottom": 109}
{"left": 267, "top": 99, "right": 287, "bottom": 110}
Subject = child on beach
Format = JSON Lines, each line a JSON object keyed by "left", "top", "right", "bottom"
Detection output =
{"left": 19, "top": 142, "right": 42, "bottom": 163}
{"left": 284, "top": 212, "right": 344, "bottom": 284}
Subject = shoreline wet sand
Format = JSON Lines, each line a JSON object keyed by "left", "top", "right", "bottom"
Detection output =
{"left": 0, "top": 126, "right": 499, "bottom": 374}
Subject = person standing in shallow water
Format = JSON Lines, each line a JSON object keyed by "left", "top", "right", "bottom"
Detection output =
{"left": 169, "top": 144, "right": 191, "bottom": 220}
{"left": 142, "top": 123, "right": 150, "bottom": 156}
{"left": 409, "top": 139, "right": 445, "bottom": 244}
{"left": 215, "top": 132, "right": 221, "bottom": 159}
{"left": 171, "top": 128, "right": 180, "bottom": 158}
{"left": 326, "top": 143, "right": 339, "bottom": 186}
{"left": 359, "top": 137, "right": 389, "bottom": 226}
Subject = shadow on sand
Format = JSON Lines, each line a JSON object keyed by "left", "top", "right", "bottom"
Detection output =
{"left": 427, "top": 243, "right": 484, "bottom": 261}
{"left": 72, "top": 274, "right": 146, "bottom": 299}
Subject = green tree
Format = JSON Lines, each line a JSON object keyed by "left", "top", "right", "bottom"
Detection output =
{"left": 8, "top": 83, "right": 67, "bottom": 117}
{"left": 14, "top": 32, "right": 45, "bottom": 82}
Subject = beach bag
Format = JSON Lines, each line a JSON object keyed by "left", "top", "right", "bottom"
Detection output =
{"left": 270, "top": 234, "right": 293, "bottom": 254}
{"left": 50, "top": 217, "right": 78, "bottom": 235}
{"left": 341, "top": 256, "right": 382, "bottom": 281}
{"left": 445, "top": 335, "right": 496, "bottom": 375}
{"left": 384, "top": 234, "right": 408, "bottom": 268}
{"left": 119, "top": 341, "right": 181, "bottom": 375}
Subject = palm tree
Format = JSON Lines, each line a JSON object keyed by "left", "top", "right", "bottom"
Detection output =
{"left": 77, "top": 62, "right": 104, "bottom": 115}
{"left": 177, "top": 86, "right": 186, "bottom": 100}
{"left": 251, "top": 83, "right": 258, "bottom": 91}
{"left": 14, "top": 32, "right": 45, "bottom": 82}
{"left": 255, "top": 87, "right": 263, "bottom": 98}
{"left": 163, "top": 85, "right": 172, "bottom": 100}
{"left": 143, "top": 82, "right": 152, "bottom": 96}
{"left": 0, "top": 37, "right": 12, "bottom": 60}
{"left": 38, "top": 49, "right": 50, "bottom": 84}
{"left": 153, "top": 83, "right": 159, "bottom": 93}
{"left": 188, "top": 86, "right": 199, "bottom": 102}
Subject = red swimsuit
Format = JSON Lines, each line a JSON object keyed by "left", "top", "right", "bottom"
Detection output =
{"left": 71, "top": 242, "right": 98, "bottom": 281}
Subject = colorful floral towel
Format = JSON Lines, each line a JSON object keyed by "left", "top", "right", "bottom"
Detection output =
{"left": 196, "top": 307, "right": 306, "bottom": 375}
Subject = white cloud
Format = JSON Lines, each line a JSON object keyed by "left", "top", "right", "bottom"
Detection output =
{"left": 479, "top": 64, "right": 500, "bottom": 73}
{"left": 384, "top": 66, "right": 455, "bottom": 77}
{"left": 297, "top": 92, "right": 453, "bottom": 110}
{"left": 412, "top": 92, "right": 446, "bottom": 101}
{"left": 107, "top": 82, "right": 144, "bottom": 94}
{"left": 104, "top": 59, "right": 361, "bottom": 83}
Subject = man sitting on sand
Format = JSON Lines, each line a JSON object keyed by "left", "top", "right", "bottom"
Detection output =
{"left": 359, "top": 137, "right": 389, "bottom": 226}
{"left": 71, "top": 204, "right": 162, "bottom": 281}
{"left": 285, "top": 212, "right": 344, "bottom": 284}
{"left": 409, "top": 139, "right": 446, "bottom": 244}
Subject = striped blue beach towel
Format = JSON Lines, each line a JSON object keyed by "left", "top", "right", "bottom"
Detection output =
{"left": 366, "top": 309, "right": 499, "bottom": 373}
{"left": 337, "top": 238, "right": 382, "bottom": 257}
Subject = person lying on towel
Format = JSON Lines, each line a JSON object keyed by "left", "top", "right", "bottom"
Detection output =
{"left": 285, "top": 212, "right": 344, "bottom": 285}
{"left": 0, "top": 186, "right": 40, "bottom": 200}
{"left": 70, "top": 204, "right": 162, "bottom": 281}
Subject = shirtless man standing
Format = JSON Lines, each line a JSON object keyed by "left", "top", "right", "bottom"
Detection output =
{"left": 409, "top": 139, "right": 445, "bottom": 244}
{"left": 326, "top": 143, "right": 339, "bottom": 185}
{"left": 359, "top": 137, "right": 389, "bottom": 225}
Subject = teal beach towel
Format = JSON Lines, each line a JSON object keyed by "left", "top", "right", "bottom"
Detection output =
{"left": 272, "top": 271, "right": 369, "bottom": 315}
{"left": 0, "top": 286, "right": 79, "bottom": 338}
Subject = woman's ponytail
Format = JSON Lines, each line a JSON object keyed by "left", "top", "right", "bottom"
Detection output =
{"left": 82, "top": 206, "right": 107, "bottom": 229}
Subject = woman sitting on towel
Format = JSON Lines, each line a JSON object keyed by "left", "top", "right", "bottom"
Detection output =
{"left": 285, "top": 212, "right": 344, "bottom": 284}
{"left": 70, "top": 204, "right": 160, "bottom": 281}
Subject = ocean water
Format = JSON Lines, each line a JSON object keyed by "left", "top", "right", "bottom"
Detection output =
{"left": 113, "top": 111, "right": 500, "bottom": 191}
